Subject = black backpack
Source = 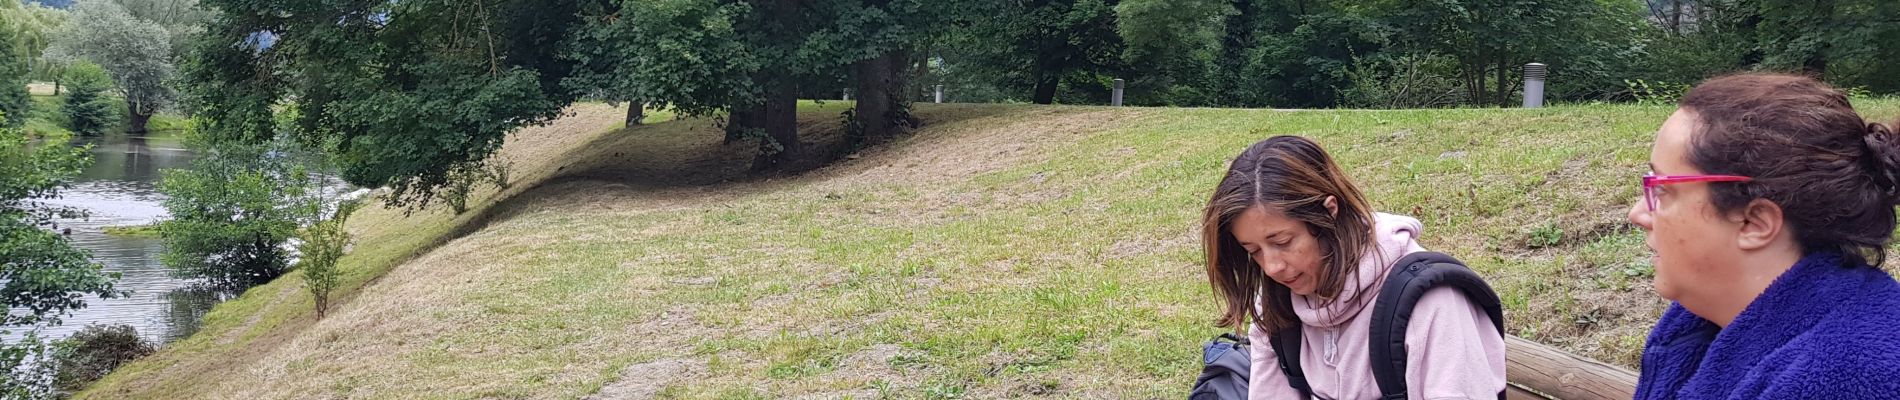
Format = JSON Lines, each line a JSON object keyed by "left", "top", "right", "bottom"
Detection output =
{"left": 1189, "top": 332, "right": 1252, "bottom": 400}
{"left": 1268, "top": 251, "right": 1505, "bottom": 400}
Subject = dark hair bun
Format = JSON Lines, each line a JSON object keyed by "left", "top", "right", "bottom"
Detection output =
{"left": 1864, "top": 122, "right": 1900, "bottom": 204}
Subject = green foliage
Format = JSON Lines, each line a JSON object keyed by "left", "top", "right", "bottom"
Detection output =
{"left": 1527, "top": 223, "right": 1564, "bottom": 249}
{"left": 1624, "top": 79, "right": 1690, "bottom": 106}
{"left": 5, "top": 0, "right": 70, "bottom": 80}
{"left": 1340, "top": 54, "right": 1465, "bottom": 109}
{"left": 1112, "top": 0, "right": 1228, "bottom": 106}
{"left": 44, "top": 0, "right": 175, "bottom": 132}
{"left": 61, "top": 62, "right": 116, "bottom": 136}
{"left": 299, "top": 199, "right": 358, "bottom": 317}
{"left": 53, "top": 324, "right": 154, "bottom": 391}
{"left": 564, "top": 0, "right": 759, "bottom": 119}
{"left": 191, "top": 0, "right": 581, "bottom": 211}
{"left": 159, "top": 139, "right": 322, "bottom": 289}
{"left": 0, "top": 332, "right": 61, "bottom": 399}
{"left": 0, "top": 114, "right": 124, "bottom": 327}
{"left": 440, "top": 161, "right": 503, "bottom": 215}
{"left": 0, "top": 20, "right": 28, "bottom": 128}
{"left": 111, "top": 0, "right": 209, "bottom": 58}
{"left": 0, "top": 112, "right": 125, "bottom": 397}
{"left": 946, "top": 0, "right": 1126, "bottom": 105}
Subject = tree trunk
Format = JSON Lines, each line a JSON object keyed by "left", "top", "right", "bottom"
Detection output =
{"left": 1031, "top": 35, "right": 1062, "bottom": 104}
{"left": 1670, "top": 0, "right": 1683, "bottom": 35}
{"left": 625, "top": 103, "right": 643, "bottom": 126}
{"left": 853, "top": 49, "right": 912, "bottom": 142}
{"left": 1031, "top": 75, "right": 1059, "bottom": 105}
{"left": 752, "top": 81, "right": 800, "bottom": 171}
{"left": 725, "top": 105, "right": 763, "bottom": 144}
{"left": 1464, "top": 46, "right": 1483, "bottom": 105}
{"left": 127, "top": 101, "right": 152, "bottom": 135}
{"left": 1496, "top": 45, "right": 1509, "bottom": 106}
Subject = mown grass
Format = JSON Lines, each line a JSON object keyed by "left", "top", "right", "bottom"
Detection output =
{"left": 83, "top": 100, "right": 1900, "bottom": 399}
{"left": 23, "top": 92, "right": 71, "bottom": 138}
{"left": 22, "top": 85, "right": 194, "bottom": 142}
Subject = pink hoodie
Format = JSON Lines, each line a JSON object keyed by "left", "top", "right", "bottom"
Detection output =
{"left": 1247, "top": 213, "right": 1506, "bottom": 399}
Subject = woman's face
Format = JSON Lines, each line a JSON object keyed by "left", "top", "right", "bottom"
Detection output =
{"left": 1230, "top": 205, "right": 1327, "bottom": 296}
{"left": 1627, "top": 109, "right": 1746, "bottom": 302}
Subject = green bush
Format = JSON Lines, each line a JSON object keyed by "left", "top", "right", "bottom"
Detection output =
{"left": 61, "top": 63, "right": 118, "bottom": 137}
{"left": 1340, "top": 54, "right": 1466, "bottom": 109}
{"left": 160, "top": 139, "right": 322, "bottom": 289}
{"left": 1624, "top": 79, "right": 1692, "bottom": 106}
{"left": 299, "top": 199, "right": 359, "bottom": 317}
{"left": 53, "top": 324, "right": 154, "bottom": 392}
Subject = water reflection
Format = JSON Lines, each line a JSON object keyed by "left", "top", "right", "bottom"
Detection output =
{"left": 14, "top": 134, "right": 205, "bottom": 345}
{"left": 159, "top": 285, "right": 236, "bottom": 343}
{"left": 14, "top": 132, "right": 352, "bottom": 345}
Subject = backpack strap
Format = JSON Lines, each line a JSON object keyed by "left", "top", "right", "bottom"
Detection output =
{"left": 1268, "top": 326, "right": 1314, "bottom": 399}
{"left": 1366, "top": 251, "right": 1506, "bottom": 400}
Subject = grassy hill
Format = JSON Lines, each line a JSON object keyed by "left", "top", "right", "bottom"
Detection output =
{"left": 80, "top": 100, "right": 1900, "bottom": 398}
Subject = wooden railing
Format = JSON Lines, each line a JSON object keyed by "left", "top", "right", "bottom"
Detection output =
{"left": 1505, "top": 336, "right": 1639, "bottom": 400}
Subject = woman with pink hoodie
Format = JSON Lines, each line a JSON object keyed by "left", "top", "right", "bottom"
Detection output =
{"left": 1202, "top": 136, "right": 1506, "bottom": 399}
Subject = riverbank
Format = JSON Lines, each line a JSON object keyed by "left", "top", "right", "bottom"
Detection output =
{"left": 84, "top": 100, "right": 1900, "bottom": 398}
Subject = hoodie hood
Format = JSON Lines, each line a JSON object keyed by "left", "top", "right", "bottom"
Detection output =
{"left": 1292, "top": 212, "right": 1425, "bottom": 327}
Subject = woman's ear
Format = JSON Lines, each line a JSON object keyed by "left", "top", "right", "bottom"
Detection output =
{"left": 1735, "top": 198, "right": 1786, "bottom": 251}
{"left": 1324, "top": 196, "right": 1339, "bottom": 218}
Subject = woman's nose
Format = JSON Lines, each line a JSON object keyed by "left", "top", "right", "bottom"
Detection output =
{"left": 1255, "top": 254, "right": 1284, "bottom": 276}
{"left": 1627, "top": 199, "right": 1653, "bottom": 231}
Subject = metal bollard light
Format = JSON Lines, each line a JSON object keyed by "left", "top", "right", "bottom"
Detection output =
{"left": 1523, "top": 63, "right": 1547, "bottom": 108}
{"left": 1112, "top": 78, "right": 1125, "bottom": 107}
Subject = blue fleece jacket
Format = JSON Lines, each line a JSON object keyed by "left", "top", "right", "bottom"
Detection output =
{"left": 1634, "top": 252, "right": 1900, "bottom": 399}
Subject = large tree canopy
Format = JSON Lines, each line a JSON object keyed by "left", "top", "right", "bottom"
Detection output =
{"left": 191, "top": 0, "right": 583, "bottom": 209}
{"left": 44, "top": 0, "right": 176, "bottom": 134}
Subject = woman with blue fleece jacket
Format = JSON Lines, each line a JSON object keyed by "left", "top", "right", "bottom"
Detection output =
{"left": 1628, "top": 73, "right": 1900, "bottom": 399}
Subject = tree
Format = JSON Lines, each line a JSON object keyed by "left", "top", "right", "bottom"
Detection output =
{"left": 4, "top": 2, "right": 70, "bottom": 92}
{"left": 1113, "top": 0, "right": 1229, "bottom": 105}
{"left": 111, "top": 0, "right": 210, "bottom": 58}
{"left": 44, "top": 0, "right": 175, "bottom": 134}
{"left": 158, "top": 139, "right": 322, "bottom": 289}
{"left": 567, "top": 0, "right": 950, "bottom": 167}
{"left": 191, "top": 0, "right": 583, "bottom": 210}
{"left": 564, "top": 0, "right": 760, "bottom": 130}
{"left": 0, "top": 112, "right": 126, "bottom": 396}
{"left": 948, "top": 0, "right": 1126, "bottom": 105}
{"left": 0, "top": 17, "right": 28, "bottom": 128}
{"left": 61, "top": 61, "right": 116, "bottom": 136}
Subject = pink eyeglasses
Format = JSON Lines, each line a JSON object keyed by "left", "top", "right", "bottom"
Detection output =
{"left": 1642, "top": 172, "right": 1753, "bottom": 211}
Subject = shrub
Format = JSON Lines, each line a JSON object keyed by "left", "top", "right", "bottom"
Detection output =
{"left": 54, "top": 324, "right": 154, "bottom": 391}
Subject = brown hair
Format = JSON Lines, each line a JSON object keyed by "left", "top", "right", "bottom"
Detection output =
{"left": 1204, "top": 135, "right": 1377, "bottom": 334}
{"left": 1678, "top": 73, "right": 1900, "bottom": 267}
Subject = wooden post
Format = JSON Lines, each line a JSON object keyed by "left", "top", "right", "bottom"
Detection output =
{"left": 1505, "top": 336, "right": 1638, "bottom": 400}
{"left": 1112, "top": 78, "right": 1125, "bottom": 107}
